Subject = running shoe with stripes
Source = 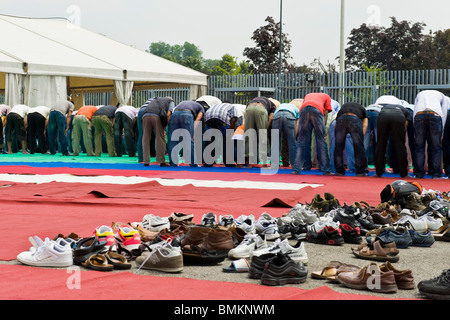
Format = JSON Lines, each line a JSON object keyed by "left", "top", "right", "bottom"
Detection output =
{"left": 228, "top": 233, "right": 267, "bottom": 259}
{"left": 114, "top": 224, "right": 141, "bottom": 250}
{"left": 94, "top": 225, "right": 117, "bottom": 250}
{"left": 141, "top": 214, "right": 170, "bottom": 232}
{"left": 250, "top": 238, "right": 308, "bottom": 265}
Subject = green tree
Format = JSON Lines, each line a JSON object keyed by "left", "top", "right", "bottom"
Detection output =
{"left": 345, "top": 17, "right": 449, "bottom": 70}
{"left": 243, "top": 16, "right": 294, "bottom": 74}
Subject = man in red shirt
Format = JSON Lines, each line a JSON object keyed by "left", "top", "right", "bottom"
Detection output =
{"left": 292, "top": 93, "right": 333, "bottom": 175}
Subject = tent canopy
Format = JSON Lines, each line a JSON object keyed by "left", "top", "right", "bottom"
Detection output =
{"left": 0, "top": 14, "right": 207, "bottom": 106}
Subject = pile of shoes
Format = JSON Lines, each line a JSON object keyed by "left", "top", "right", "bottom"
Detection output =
{"left": 277, "top": 194, "right": 365, "bottom": 246}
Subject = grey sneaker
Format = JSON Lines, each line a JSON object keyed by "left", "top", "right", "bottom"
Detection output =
{"left": 418, "top": 269, "right": 450, "bottom": 300}
{"left": 136, "top": 246, "right": 183, "bottom": 273}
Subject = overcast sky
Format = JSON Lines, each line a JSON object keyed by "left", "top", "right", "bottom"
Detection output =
{"left": 3, "top": 0, "right": 449, "bottom": 68}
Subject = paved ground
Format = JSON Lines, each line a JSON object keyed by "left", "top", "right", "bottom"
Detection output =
{"left": 3, "top": 237, "right": 448, "bottom": 299}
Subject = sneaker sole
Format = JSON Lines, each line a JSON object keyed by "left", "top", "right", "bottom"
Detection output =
{"left": 261, "top": 275, "right": 307, "bottom": 286}
{"left": 419, "top": 291, "right": 450, "bottom": 300}
{"left": 17, "top": 257, "right": 73, "bottom": 268}
{"left": 139, "top": 265, "right": 183, "bottom": 273}
{"left": 307, "top": 237, "right": 345, "bottom": 245}
{"left": 338, "top": 281, "right": 398, "bottom": 293}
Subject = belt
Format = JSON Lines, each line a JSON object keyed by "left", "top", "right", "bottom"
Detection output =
{"left": 342, "top": 113, "right": 358, "bottom": 117}
{"left": 175, "top": 109, "right": 192, "bottom": 113}
{"left": 416, "top": 111, "right": 438, "bottom": 116}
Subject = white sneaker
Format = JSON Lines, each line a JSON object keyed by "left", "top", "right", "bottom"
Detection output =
{"left": 234, "top": 214, "right": 256, "bottom": 234}
{"left": 250, "top": 238, "right": 308, "bottom": 265}
{"left": 201, "top": 212, "right": 217, "bottom": 227}
{"left": 288, "top": 204, "right": 319, "bottom": 224}
{"left": 255, "top": 213, "right": 280, "bottom": 240}
{"left": 396, "top": 215, "right": 428, "bottom": 232}
{"left": 17, "top": 236, "right": 73, "bottom": 267}
{"left": 228, "top": 234, "right": 267, "bottom": 259}
{"left": 419, "top": 214, "right": 444, "bottom": 231}
{"left": 141, "top": 214, "right": 170, "bottom": 232}
{"left": 219, "top": 215, "right": 234, "bottom": 227}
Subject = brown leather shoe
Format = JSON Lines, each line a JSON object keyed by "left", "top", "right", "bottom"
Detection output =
{"left": 200, "top": 228, "right": 235, "bottom": 254}
{"left": 380, "top": 261, "right": 415, "bottom": 290}
{"left": 180, "top": 225, "right": 211, "bottom": 248}
{"left": 337, "top": 262, "right": 398, "bottom": 293}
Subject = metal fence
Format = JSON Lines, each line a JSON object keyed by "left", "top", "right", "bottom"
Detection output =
{"left": 208, "top": 69, "right": 450, "bottom": 106}
{"left": 83, "top": 87, "right": 190, "bottom": 108}
{"left": 1, "top": 69, "right": 449, "bottom": 107}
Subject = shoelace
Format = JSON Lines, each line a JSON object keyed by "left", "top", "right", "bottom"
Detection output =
{"left": 136, "top": 240, "right": 173, "bottom": 272}
{"left": 434, "top": 269, "right": 450, "bottom": 285}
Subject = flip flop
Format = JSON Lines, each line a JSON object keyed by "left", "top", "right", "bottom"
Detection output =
{"left": 311, "top": 261, "right": 343, "bottom": 280}
{"left": 82, "top": 254, "right": 114, "bottom": 271}
{"left": 311, "top": 261, "right": 361, "bottom": 281}
{"left": 105, "top": 251, "right": 132, "bottom": 270}
{"left": 222, "top": 258, "right": 250, "bottom": 273}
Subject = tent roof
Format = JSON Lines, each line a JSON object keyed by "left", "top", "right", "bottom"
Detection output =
{"left": 0, "top": 14, "right": 207, "bottom": 87}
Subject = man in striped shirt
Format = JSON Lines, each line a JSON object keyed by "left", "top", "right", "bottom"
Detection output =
{"left": 203, "top": 103, "right": 246, "bottom": 166}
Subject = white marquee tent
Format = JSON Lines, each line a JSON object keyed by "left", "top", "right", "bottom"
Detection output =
{"left": 0, "top": 14, "right": 208, "bottom": 108}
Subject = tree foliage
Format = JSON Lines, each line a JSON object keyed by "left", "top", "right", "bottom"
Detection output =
{"left": 148, "top": 41, "right": 249, "bottom": 75}
{"left": 243, "top": 16, "right": 296, "bottom": 74}
{"left": 345, "top": 17, "right": 450, "bottom": 70}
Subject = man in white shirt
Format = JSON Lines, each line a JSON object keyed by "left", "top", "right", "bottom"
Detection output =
{"left": 443, "top": 97, "right": 450, "bottom": 177}
{"left": 0, "top": 104, "right": 11, "bottom": 154}
{"left": 6, "top": 104, "right": 30, "bottom": 154}
{"left": 27, "top": 106, "right": 51, "bottom": 154}
{"left": 413, "top": 90, "right": 449, "bottom": 179}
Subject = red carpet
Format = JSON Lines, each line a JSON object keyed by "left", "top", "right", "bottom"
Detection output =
{"left": 0, "top": 264, "right": 389, "bottom": 300}
{"left": 1, "top": 163, "right": 448, "bottom": 300}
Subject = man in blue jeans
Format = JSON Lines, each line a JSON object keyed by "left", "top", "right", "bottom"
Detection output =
{"left": 168, "top": 100, "right": 204, "bottom": 166}
{"left": 47, "top": 100, "right": 74, "bottom": 155}
{"left": 364, "top": 104, "right": 381, "bottom": 166}
{"left": 292, "top": 93, "right": 332, "bottom": 175}
{"left": 334, "top": 102, "right": 368, "bottom": 176}
{"left": 413, "top": 90, "right": 449, "bottom": 179}
{"left": 271, "top": 100, "right": 300, "bottom": 168}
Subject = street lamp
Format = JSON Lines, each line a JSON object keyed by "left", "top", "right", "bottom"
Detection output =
{"left": 339, "top": 0, "right": 346, "bottom": 105}
{"left": 278, "top": 0, "right": 283, "bottom": 101}
{"left": 279, "top": 0, "right": 283, "bottom": 76}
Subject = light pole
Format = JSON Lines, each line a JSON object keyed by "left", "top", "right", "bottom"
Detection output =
{"left": 339, "top": 0, "right": 346, "bottom": 105}
{"left": 279, "top": 0, "right": 283, "bottom": 76}
{"left": 278, "top": 0, "right": 283, "bottom": 101}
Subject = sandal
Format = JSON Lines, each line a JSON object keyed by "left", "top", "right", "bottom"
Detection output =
{"left": 82, "top": 254, "right": 114, "bottom": 271}
{"left": 105, "top": 251, "right": 132, "bottom": 270}
{"left": 311, "top": 261, "right": 360, "bottom": 281}
{"left": 222, "top": 258, "right": 250, "bottom": 273}
{"left": 352, "top": 240, "right": 400, "bottom": 262}
{"left": 73, "top": 237, "right": 107, "bottom": 265}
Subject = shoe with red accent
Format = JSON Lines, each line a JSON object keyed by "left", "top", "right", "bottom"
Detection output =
{"left": 94, "top": 225, "right": 117, "bottom": 251}
{"left": 306, "top": 221, "right": 344, "bottom": 245}
{"left": 114, "top": 224, "right": 141, "bottom": 250}
{"left": 340, "top": 224, "right": 363, "bottom": 244}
